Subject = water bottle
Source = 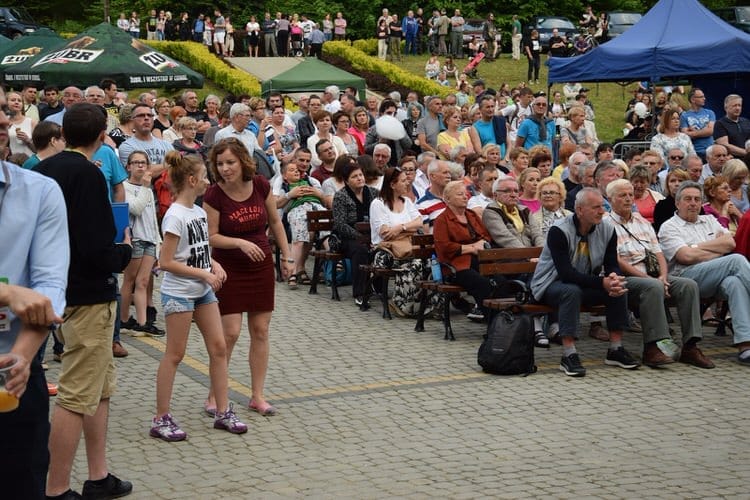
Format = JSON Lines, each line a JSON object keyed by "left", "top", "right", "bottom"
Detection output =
{"left": 430, "top": 254, "right": 442, "bottom": 283}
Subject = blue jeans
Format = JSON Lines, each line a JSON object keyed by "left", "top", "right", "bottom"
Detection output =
{"left": 541, "top": 280, "right": 629, "bottom": 338}
{"left": 678, "top": 253, "right": 750, "bottom": 345}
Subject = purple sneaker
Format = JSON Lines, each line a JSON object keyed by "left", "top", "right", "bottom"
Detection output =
{"left": 214, "top": 403, "right": 248, "bottom": 434}
{"left": 150, "top": 413, "right": 187, "bottom": 442}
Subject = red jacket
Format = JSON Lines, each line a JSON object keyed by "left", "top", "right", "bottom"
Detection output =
{"left": 434, "top": 207, "right": 491, "bottom": 271}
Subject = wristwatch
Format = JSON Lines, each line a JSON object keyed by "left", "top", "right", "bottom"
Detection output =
{"left": 285, "top": 258, "right": 295, "bottom": 263}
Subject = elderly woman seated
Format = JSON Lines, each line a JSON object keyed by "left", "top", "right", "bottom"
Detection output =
{"left": 482, "top": 176, "right": 548, "bottom": 347}
{"left": 605, "top": 178, "right": 712, "bottom": 368}
{"left": 532, "top": 176, "right": 572, "bottom": 237}
{"left": 629, "top": 164, "right": 664, "bottom": 223}
{"left": 434, "top": 180, "right": 495, "bottom": 321}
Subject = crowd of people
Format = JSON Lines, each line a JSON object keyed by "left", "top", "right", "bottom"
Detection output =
{"left": 5, "top": 4, "right": 750, "bottom": 497}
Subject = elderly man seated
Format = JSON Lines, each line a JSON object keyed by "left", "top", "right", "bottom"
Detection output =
{"left": 659, "top": 181, "right": 750, "bottom": 366}
{"left": 530, "top": 188, "right": 639, "bottom": 377}
{"left": 605, "top": 179, "right": 710, "bottom": 368}
{"left": 482, "top": 176, "right": 544, "bottom": 249}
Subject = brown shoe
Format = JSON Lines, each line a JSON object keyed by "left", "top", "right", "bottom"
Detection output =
{"left": 112, "top": 341, "right": 129, "bottom": 358}
{"left": 588, "top": 322, "right": 610, "bottom": 341}
{"left": 680, "top": 344, "right": 714, "bottom": 369}
{"left": 642, "top": 342, "right": 675, "bottom": 367}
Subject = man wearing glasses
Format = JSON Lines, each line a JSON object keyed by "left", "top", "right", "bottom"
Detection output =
{"left": 483, "top": 177, "right": 543, "bottom": 248}
{"left": 118, "top": 103, "right": 174, "bottom": 174}
{"left": 680, "top": 87, "right": 716, "bottom": 161}
{"left": 515, "top": 96, "right": 555, "bottom": 149}
{"left": 699, "top": 143, "right": 730, "bottom": 183}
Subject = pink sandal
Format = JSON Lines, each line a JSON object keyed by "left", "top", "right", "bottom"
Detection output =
{"left": 249, "top": 399, "right": 277, "bottom": 416}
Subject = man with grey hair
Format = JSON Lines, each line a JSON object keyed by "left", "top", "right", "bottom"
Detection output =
{"left": 530, "top": 187, "right": 636, "bottom": 377}
{"left": 417, "top": 159, "right": 452, "bottom": 233}
{"left": 484, "top": 176, "right": 543, "bottom": 248}
{"left": 44, "top": 86, "right": 83, "bottom": 126}
{"left": 699, "top": 143, "right": 729, "bottom": 183}
{"left": 606, "top": 179, "right": 706, "bottom": 367}
{"left": 714, "top": 94, "right": 750, "bottom": 157}
{"left": 416, "top": 95, "right": 444, "bottom": 156}
{"left": 181, "top": 90, "right": 210, "bottom": 140}
{"left": 214, "top": 103, "right": 259, "bottom": 155}
{"left": 84, "top": 86, "right": 119, "bottom": 134}
{"left": 413, "top": 151, "right": 435, "bottom": 197}
{"left": 565, "top": 158, "right": 596, "bottom": 211}
{"left": 323, "top": 85, "right": 341, "bottom": 113}
{"left": 659, "top": 180, "right": 750, "bottom": 366}
{"left": 593, "top": 160, "right": 622, "bottom": 211}
{"left": 468, "top": 165, "right": 501, "bottom": 215}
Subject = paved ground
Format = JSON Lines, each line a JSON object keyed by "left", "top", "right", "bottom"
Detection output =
{"left": 45, "top": 280, "right": 750, "bottom": 499}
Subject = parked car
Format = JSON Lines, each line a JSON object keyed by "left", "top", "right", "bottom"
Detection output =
{"left": 461, "top": 18, "right": 485, "bottom": 52}
{"left": 712, "top": 6, "right": 750, "bottom": 34}
{"left": 526, "top": 16, "right": 576, "bottom": 52}
{"left": 606, "top": 11, "right": 642, "bottom": 38}
{"left": 0, "top": 7, "right": 48, "bottom": 39}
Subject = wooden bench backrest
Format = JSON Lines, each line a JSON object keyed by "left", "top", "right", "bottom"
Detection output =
{"left": 307, "top": 210, "right": 334, "bottom": 232}
{"left": 411, "top": 233, "right": 435, "bottom": 260}
{"left": 478, "top": 247, "right": 543, "bottom": 276}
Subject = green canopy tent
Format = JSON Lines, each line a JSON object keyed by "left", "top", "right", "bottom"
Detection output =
{"left": 0, "top": 28, "right": 64, "bottom": 74}
{"left": 4, "top": 22, "right": 203, "bottom": 89}
{"left": 260, "top": 58, "right": 365, "bottom": 98}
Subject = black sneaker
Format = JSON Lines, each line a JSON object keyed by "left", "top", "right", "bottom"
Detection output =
{"left": 46, "top": 489, "right": 83, "bottom": 499}
{"left": 466, "top": 305, "right": 485, "bottom": 322}
{"left": 146, "top": 306, "right": 157, "bottom": 324}
{"left": 120, "top": 317, "right": 138, "bottom": 330}
{"left": 605, "top": 346, "right": 641, "bottom": 369}
{"left": 81, "top": 473, "right": 132, "bottom": 499}
{"left": 560, "top": 353, "right": 586, "bottom": 377}
{"left": 134, "top": 323, "right": 165, "bottom": 337}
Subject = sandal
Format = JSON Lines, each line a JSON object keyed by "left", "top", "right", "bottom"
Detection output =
{"left": 249, "top": 399, "right": 278, "bottom": 416}
{"left": 287, "top": 274, "right": 298, "bottom": 290}
{"left": 297, "top": 271, "right": 312, "bottom": 285}
{"left": 534, "top": 331, "right": 550, "bottom": 348}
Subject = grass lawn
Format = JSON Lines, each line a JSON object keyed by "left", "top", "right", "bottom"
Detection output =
{"left": 395, "top": 52, "right": 636, "bottom": 143}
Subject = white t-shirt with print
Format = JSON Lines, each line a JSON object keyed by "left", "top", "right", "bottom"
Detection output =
{"left": 160, "top": 203, "right": 212, "bottom": 298}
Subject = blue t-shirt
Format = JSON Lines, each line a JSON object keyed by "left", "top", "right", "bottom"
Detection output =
{"left": 679, "top": 107, "right": 715, "bottom": 154}
{"left": 517, "top": 118, "right": 556, "bottom": 149}
{"left": 93, "top": 145, "right": 128, "bottom": 202}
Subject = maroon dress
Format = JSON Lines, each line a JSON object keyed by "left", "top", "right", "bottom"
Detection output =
{"left": 203, "top": 176, "right": 275, "bottom": 313}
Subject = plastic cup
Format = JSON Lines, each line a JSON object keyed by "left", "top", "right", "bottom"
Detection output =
{"left": 0, "top": 353, "right": 20, "bottom": 412}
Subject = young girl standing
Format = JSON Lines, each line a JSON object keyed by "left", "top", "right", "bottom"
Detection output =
{"left": 152, "top": 152, "right": 247, "bottom": 441}
{"left": 121, "top": 151, "right": 163, "bottom": 336}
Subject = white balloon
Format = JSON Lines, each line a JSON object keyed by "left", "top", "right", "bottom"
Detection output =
{"left": 375, "top": 115, "right": 407, "bottom": 141}
{"left": 634, "top": 102, "right": 648, "bottom": 118}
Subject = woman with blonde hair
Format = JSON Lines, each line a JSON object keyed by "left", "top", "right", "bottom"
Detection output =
{"left": 722, "top": 158, "right": 750, "bottom": 213}
{"left": 532, "top": 176, "right": 571, "bottom": 236}
{"left": 152, "top": 97, "right": 173, "bottom": 139}
{"left": 703, "top": 175, "right": 741, "bottom": 234}
{"left": 437, "top": 106, "right": 474, "bottom": 159}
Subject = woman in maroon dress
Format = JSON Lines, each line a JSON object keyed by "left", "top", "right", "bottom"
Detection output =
{"left": 203, "top": 138, "right": 293, "bottom": 416}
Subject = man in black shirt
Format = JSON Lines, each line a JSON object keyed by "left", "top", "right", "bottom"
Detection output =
{"left": 548, "top": 28, "right": 567, "bottom": 57}
{"left": 713, "top": 94, "right": 750, "bottom": 158}
{"left": 37, "top": 103, "right": 133, "bottom": 500}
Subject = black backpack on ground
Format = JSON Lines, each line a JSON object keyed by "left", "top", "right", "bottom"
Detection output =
{"left": 478, "top": 306, "right": 537, "bottom": 376}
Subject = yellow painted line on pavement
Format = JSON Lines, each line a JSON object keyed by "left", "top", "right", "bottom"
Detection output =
{"left": 132, "top": 335, "right": 738, "bottom": 402}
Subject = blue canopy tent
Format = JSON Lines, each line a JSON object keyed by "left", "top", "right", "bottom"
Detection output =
{"left": 548, "top": 0, "right": 750, "bottom": 117}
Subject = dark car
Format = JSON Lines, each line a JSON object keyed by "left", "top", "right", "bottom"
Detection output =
{"left": 712, "top": 6, "right": 750, "bottom": 34}
{"left": 526, "top": 16, "right": 576, "bottom": 52}
{"left": 461, "top": 18, "right": 485, "bottom": 51}
{"left": 0, "top": 7, "right": 48, "bottom": 39}
{"left": 606, "top": 11, "right": 642, "bottom": 38}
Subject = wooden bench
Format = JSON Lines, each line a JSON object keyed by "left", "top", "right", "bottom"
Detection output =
{"left": 480, "top": 246, "right": 605, "bottom": 317}
{"left": 307, "top": 210, "right": 344, "bottom": 301}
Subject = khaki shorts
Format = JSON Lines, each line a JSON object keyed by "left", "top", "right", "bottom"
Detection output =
{"left": 56, "top": 302, "right": 117, "bottom": 416}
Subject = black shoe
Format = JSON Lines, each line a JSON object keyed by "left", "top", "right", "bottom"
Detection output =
{"left": 82, "top": 473, "right": 132, "bottom": 499}
{"left": 133, "top": 323, "right": 165, "bottom": 337}
{"left": 46, "top": 489, "right": 83, "bottom": 500}
{"left": 354, "top": 296, "right": 364, "bottom": 306}
{"left": 560, "top": 353, "right": 586, "bottom": 377}
{"left": 451, "top": 296, "right": 473, "bottom": 315}
{"left": 120, "top": 317, "right": 138, "bottom": 330}
{"left": 146, "top": 306, "right": 157, "bottom": 324}
{"left": 605, "top": 346, "right": 641, "bottom": 370}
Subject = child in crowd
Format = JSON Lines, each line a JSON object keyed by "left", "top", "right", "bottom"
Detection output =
{"left": 281, "top": 162, "right": 326, "bottom": 288}
{"left": 121, "top": 151, "right": 164, "bottom": 336}
{"left": 151, "top": 151, "right": 247, "bottom": 441}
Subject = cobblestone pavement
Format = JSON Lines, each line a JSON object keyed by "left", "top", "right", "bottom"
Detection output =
{"left": 45, "top": 281, "right": 750, "bottom": 499}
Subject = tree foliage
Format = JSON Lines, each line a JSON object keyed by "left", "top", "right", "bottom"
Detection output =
{"left": 18, "top": 0, "right": 742, "bottom": 39}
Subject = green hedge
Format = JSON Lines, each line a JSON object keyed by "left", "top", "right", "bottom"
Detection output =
{"left": 323, "top": 41, "right": 450, "bottom": 98}
{"left": 145, "top": 40, "right": 261, "bottom": 96}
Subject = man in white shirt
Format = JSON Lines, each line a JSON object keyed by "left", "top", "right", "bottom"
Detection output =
{"left": 659, "top": 181, "right": 750, "bottom": 366}
{"left": 323, "top": 85, "right": 341, "bottom": 113}
{"left": 214, "top": 103, "right": 259, "bottom": 155}
{"left": 468, "top": 165, "right": 501, "bottom": 216}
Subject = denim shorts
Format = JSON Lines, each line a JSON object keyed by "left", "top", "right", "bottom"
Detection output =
{"left": 132, "top": 240, "right": 157, "bottom": 259}
{"left": 161, "top": 290, "right": 218, "bottom": 316}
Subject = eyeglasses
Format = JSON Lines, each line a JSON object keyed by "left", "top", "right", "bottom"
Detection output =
{"left": 496, "top": 188, "right": 519, "bottom": 194}
{"left": 401, "top": 168, "right": 417, "bottom": 172}
{"left": 133, "top": 113, "right": 152, "bottom": 119}
{"left": 669, "top": 155, "right": 684, "bottom": 160}
{"left": 541, "top": 191, "right": 560, "bottom": 196}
